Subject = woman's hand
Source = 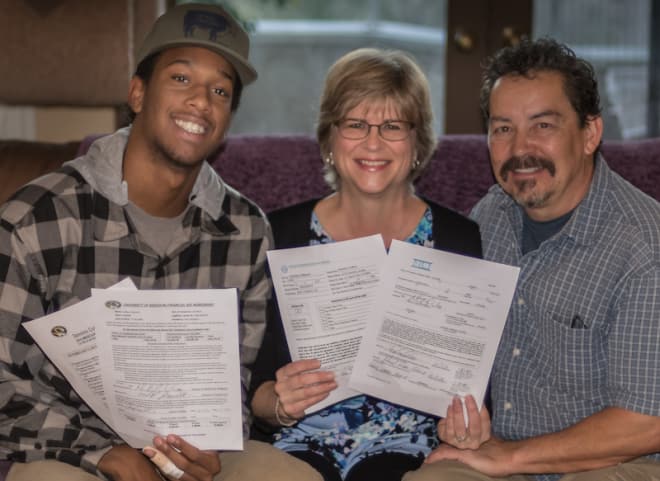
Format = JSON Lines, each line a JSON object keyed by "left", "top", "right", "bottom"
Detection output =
{"left": 437, "top": 395, "right": 491, "bottom": 450}
{"left": 274, "top": 359, "right": 337, "bottom": 419}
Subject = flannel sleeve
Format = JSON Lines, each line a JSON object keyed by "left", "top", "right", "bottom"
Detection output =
{"left": 0, "top": 206, "right": 118, "bottom": 475}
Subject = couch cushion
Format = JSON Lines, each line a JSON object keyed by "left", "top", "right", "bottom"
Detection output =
{"left": 417, "top": 135, "right": 493, "bottom": 214}
{"left": 73, "top": 133, "right": 660, "bottom": 214}
{"left": 599, "top": 138, "right": 660, "bottom": 201}
{"left": 208, "top": 134, "right": 494, "bottom": 214}
{"left": 209, "top": 135, "right": 331, "bottom": 213}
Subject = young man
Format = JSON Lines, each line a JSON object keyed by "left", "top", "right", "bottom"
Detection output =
{"left": 405, "top": 38, "right": 660, "bottom": 481}
{"left": 0, "top": 4, "right": 320, "bottom": 481}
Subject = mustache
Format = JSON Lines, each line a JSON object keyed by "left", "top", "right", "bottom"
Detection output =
{"left": 499, "top": 155, "right": 556, "bottom": 180}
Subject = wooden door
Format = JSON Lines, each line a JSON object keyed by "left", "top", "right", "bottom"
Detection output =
{"left": 445, "top": 0, "right": 532, "bottom": 134}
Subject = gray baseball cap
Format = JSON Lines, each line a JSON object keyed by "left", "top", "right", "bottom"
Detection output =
{"left": 136, "top": 3, "right": 257, "bottom": 85}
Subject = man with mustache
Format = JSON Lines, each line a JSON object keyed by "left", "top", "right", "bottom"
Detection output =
{"left": 404, "top": 38, "right": 660, "bottom": 481}
{"left": 0, "top": 3, "right": 320, "bottom": 481}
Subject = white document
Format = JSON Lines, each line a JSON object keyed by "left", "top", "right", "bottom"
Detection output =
{"left": 25, "top": 281, "right": 243, "bottom": 451}
{"left": 93, "top": 288, "right": 243, "bottom": 450}
{"left": 267, "top": 235, "right": 387, "bottom": 412}
{"left": 23, "top": 278, "right": 141, "bottom": 444}
{"left": 349, "top": 240, "right": 520, "bottom": 417}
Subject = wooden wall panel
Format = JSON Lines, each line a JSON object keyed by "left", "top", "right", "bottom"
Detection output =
{"left": 0, "top": 0, "right": 159, "bottom": 106}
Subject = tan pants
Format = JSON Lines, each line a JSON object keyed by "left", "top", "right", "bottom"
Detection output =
{"left": 7, "top": 440, "right": 323, "bottom": 481}
{"left": 402, "top": 459, "right": 660, "bottom": 481}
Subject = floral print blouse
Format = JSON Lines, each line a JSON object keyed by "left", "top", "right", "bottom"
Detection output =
{"left": 273, "top": 207, "right": 438, "bottom": 478}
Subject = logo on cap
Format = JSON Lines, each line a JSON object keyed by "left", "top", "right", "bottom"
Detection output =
{"left": 184, "top": 9, "right": 232, "bottom": 43}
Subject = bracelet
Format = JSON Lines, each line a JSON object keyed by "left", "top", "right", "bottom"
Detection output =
{"left": 275, "top": 396, "right": 297, "bottom": 427}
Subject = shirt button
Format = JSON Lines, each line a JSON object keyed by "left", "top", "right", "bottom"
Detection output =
{"left": 512, "top": 347, "right": 521, "bottom": 357}
{"left": 504, "top": 401, "right": 513, "bottom": 411}
{"left": 517, "top": 297, "right": 525, "bottom": 306}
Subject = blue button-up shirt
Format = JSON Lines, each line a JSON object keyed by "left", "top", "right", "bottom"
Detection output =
{"left": 471, "top": 156, "right": 660, "bottom": 481}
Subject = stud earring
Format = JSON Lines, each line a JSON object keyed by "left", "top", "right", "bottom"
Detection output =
{"left": 412, "top": 158, "right": 421, "bottom": 170}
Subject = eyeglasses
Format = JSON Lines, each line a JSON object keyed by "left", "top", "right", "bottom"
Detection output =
{"left": 335, "top": 118, "right": 414, "bottom": 141}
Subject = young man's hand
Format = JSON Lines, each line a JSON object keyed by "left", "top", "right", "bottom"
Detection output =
{"left": 98, "top": 444, "right": 165, "bottom": 481}
{"left": 99, "top": 435, "right": 221, "bottom": 481}
{"left": 146, "top": 435, "right": 221, "bottom": 481}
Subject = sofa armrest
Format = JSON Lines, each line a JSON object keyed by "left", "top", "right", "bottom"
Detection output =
{"left": 0, "top": 140, "right": 80, "bottom": 205}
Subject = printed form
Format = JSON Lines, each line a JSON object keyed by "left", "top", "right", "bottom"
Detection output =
{"left": 23, "top": 278, "right": 141, "bottom": 445}
{"left": 267, "top": 235, "right": 387, "bottom": 411}
{"left": 23, "top": 282, "right": 243, "bottom": 450}
{"left": 349, "top": 240, "right": 520, "bottom": 416}
{"left": 93, "top": 288, "right": 242, "bottom": 450}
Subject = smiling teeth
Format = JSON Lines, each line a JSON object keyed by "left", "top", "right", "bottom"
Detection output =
{"left": 359, "top": 159, "right": 387, "bottom": 166}
{"left": 515, "top": 167, "right": 541, "bottom": 174}
{"left": 175, "top": 119, "right": 206, "bottom": 134}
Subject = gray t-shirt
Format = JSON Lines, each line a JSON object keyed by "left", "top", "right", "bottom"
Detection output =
{"left": 125, "top": 201, "right": 189, "bottom": 257}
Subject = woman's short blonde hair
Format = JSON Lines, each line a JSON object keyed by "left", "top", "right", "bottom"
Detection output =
{"left": 316, "top": 48, "right": 437, "bottom": 190}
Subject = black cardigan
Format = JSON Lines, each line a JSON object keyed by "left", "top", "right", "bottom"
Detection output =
{"left": 249, "top": 197, "right": 482, "bottom": 440}
{"left": 268, "top": 197, "right": 482, "bottom": 256}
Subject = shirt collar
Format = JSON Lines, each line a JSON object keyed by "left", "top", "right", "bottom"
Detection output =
{"left": 558, "top": 154, "right": 613, "bottom": 246}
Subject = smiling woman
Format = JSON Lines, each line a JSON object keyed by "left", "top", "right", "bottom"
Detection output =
{"left": 248, "top": 47, "right": 482, "bottom": 481}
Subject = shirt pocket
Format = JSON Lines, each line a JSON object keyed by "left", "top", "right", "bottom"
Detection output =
{"left": 541, "top": 311, "right": 607, "bottom": 397}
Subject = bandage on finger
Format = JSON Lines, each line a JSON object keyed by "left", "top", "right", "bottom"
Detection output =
{"left": 144, "top": 446, "right": 185, "bottom": 480}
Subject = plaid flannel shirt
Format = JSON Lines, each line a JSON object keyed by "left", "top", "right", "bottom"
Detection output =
{"left": 471, "top": 156, "right": 660, "bottom": 481}
{"left": 0, "top": 128, "right": 272, "bottom": 475}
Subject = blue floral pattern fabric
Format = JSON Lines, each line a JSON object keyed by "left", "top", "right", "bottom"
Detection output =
{"left": 274, "top": 207, "right": 437, "bottom": 478}
{"left": 309, "top": 207, "right": 434, "bottom": 248}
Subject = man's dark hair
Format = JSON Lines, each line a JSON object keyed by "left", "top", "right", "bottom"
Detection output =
{"left": 124, "top": 51, "right": 244, "bottom": 124}
{"left": 480, "top": 37, "right": 601, "bottom": 127}
{"left": 124, "top": 53, "right": 160, "bottom": 125}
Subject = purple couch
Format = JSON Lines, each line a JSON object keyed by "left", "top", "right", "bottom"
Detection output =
{"left": 4, "top": 134, "right": 659, "bottom": 215}
{"left": 159, "top": 134, "right": 660, "bottom": 213}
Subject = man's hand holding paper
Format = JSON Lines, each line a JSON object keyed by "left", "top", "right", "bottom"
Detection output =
{"left": 436, "top": 395, "right": 491, "bottom": 449}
